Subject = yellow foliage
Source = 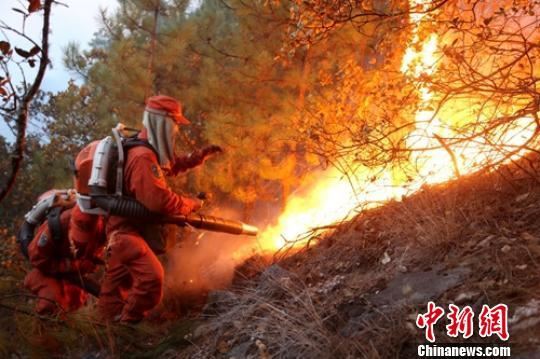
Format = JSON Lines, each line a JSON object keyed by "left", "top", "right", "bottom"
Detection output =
{"left": 259, "top": 154, "right": 296, "bottom": 181}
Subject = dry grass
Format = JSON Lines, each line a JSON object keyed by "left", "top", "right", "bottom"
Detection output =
{"left": 180, "top": 263, "right": 419, "bottom": 359}
{"left": 181, "top": 154, "right": 540, "bottom": 358}
{"left": 189, "top": 270, "right": 334, "bottom": 358}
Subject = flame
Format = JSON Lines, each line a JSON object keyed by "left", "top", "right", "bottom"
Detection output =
{"left": 252, "top": 0, "right": 536, "bottom": 255}
{"left": 402, "top": 0, "right": 536, "bottom": 185}
{"left": 256, "top": 168, "right": 407, "bottom": 253}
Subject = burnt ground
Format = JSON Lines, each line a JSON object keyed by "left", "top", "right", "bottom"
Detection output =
{"left": 1, "top": 155, "right": 540, "bottom": 358}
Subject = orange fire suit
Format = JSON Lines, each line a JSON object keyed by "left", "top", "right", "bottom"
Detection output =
{"left": 98, "top": 143, "right": 200, "bottom": 322}
{"left": 24, "top": 207, "right": 105, "bottom": 315}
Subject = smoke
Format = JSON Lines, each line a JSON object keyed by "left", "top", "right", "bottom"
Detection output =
{"left": 164, "top": 206, "right": 262, "bottom": 302}
{"left": 166, "top": 231, "right": 255, "bottom": 293}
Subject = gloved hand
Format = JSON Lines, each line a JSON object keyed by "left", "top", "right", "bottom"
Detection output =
{"left": 201, "top": 145, "right": 223, "bottom": 159}
{"left": 197, "top": 192, "right": 211, "bottom": 201}
{"left": 181, "top": 197, "right": 203, "bottom": 215}
{"left": 171, "top": 145, "right": 224, "bottom": 175}
{"left": 192, "top": 198, "right": 203, "bottom": 212}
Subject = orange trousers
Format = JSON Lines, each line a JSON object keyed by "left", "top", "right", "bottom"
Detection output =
{"left": 98, "top": 231, "right": 164, "bottom": 322}
{"left": 24, "top": 269, "right": 87, "bottom": 315}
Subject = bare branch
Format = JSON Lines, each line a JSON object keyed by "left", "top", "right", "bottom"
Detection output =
{"left": 0, "top": 0, "right": 53, "bottom": 203}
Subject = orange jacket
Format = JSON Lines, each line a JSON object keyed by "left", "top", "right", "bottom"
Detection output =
{"left": 28, "top": 208, "right": 104, "bottom": 275}
{"left": 107, "top": 144, "right": 199, "bottom": 232}
{"left": 124, "top": 145, "right": 199, "bottom": 215}
{"left": 170, "top": 151, "right": 206, "bottom": 175}
{"left": 170, "top": 144, "right": 222, "bottom": 175}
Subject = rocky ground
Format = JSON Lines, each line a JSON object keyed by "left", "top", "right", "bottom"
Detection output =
{"left": 1, "top": 155, "right": 540, "bottom": 358}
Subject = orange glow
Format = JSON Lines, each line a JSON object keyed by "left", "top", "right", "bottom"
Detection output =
{"left": 402, "top": 0, "right": 536, "bottom": 185}
{"left": 252, "top": 0, "right": 536, "bottom": 255}
{"left": 255, "top": 169, "right": 406, "bottom": 253}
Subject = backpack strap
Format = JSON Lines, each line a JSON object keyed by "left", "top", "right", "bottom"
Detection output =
{"left": 46, "top": 206, "right": 63, "bottom": 245}
{"left": 122, "top": 136, "right": 159, "bottom": 158}
{"left": 18, "top": 221, "right": 36, "bottom": 259}
{"left": 114, "top": 127, "right": 160, "bottom": 196}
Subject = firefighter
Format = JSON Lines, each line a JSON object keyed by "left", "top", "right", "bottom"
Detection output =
{"left": 23, "top": 193, "right": 105, "bottom": 315}
{"left": 97, "top": 95, "right": 222, "bottom": 323}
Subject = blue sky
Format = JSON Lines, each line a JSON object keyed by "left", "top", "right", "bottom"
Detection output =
{"left": 0, "top": 0, "right": 202, "bottom": 141}
{"left": 0, "top": 0, "right": 119, "bottom": 140}
{"left": 1, "top": 0, "right": 119, "bottom": 92}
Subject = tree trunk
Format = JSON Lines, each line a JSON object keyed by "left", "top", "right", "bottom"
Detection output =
{"left": 0, "top": 0, "right": 53, "bottom": 203}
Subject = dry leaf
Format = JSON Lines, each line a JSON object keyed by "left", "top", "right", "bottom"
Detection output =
{"left": 217, "top": 340, "right": 229, "bottom": 353}
{"left": 520, "top": 232, "right": 536, "bottom": 241}
{"left": 29, "top": 45, "right": 40, "bottom": 56}
{"left": 15, "top": 47, "right": 31, "bottom": 58}
{"left": 0, "top": 41, "right": 10, "bottom": 55}
{"left": 28, "top": 0, "right": 41, "bottom": 13}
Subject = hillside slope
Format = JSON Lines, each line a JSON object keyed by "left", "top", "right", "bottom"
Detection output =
{"left": 1, "top": 157, "right": 540, "bottom": 358}
{"left": 177, "top": 158, "right": 540, "bottom": 358}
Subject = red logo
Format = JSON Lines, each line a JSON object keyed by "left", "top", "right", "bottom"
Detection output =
{"left": 478, "top": 304, "right": 509, "bottom": 341}
{"left": 446, "top": 304, "right": 474, "bottom": 339}
{"left": 416, "top": 301, "right": 445, "bottom": 342}
{"left": 416, "top": 302, "right": 509, "bottom": 342}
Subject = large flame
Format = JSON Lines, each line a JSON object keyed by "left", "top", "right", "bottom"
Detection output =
{"left": 255, "top": 169, "right": 407, "bottom": 253}
{"left": 253, "top": 0, "right": 536, "bottom": 255}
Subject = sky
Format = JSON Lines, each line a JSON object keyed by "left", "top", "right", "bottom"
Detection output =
{"left": 0, "top": 0, "right": 119, "bottom": 92}
{"left": 0, "top": 0, "right": 203, "bottom": 140}
{"left": 0, "top": 0, "right": 119, "bottom": 139}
